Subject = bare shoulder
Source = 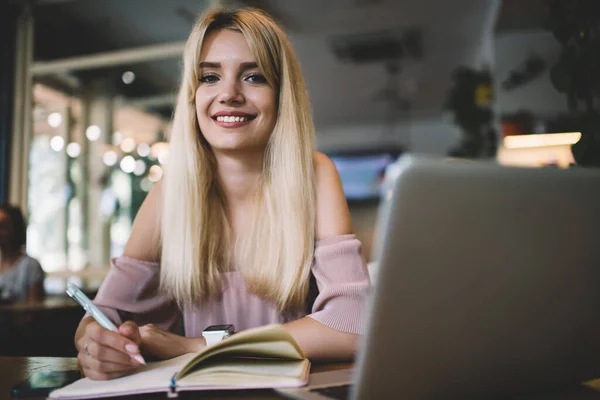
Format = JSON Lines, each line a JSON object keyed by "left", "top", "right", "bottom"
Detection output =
{"left": 313, "top": 152, "right": 353, "bottom": 240}
{"left": 123, "top": 179, "right": 163, "bottom": 261}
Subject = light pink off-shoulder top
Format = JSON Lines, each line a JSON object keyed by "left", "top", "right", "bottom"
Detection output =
{"left": 92, "top": 234, "right": 370, "bottom": 336}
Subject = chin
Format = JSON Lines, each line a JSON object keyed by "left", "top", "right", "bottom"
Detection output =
{"left": 213, "top": 140, "right": 270, "bottom": 155}
{"left": 205, "top": 132, "right": 269, "bottom": 151}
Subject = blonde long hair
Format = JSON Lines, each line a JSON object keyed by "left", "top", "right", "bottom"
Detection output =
{"left": 160, "top": 8, "right": 316, "bottom": 312}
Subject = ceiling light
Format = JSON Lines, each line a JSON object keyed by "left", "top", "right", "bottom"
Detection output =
{"left": 150, "top": 142, "right": 169, "bottom": 159}
{"left": 86, "top": 125, "right": 102, "bottom": 141}
{"left": 158, "top": 151, "right": 169, "bottom": 165}
{"left": 137, "top": 143, "right": 150, "bottom": 157}
{"left": 48, "top": 112, "right": 63, "bottom": 128}
{"left": 120, "top": 137, "right": 136, "bottom": 153}
{"left": 148, "top": 165, "right": 163, "bottom": 182}
{"left": 103, "top": 151, "right": 118, "bottom": 166}
{"left": 66, "top": 142, "right": 81, "bottom": 158}
{"left": 120, "top": 155, "right": 136, "bottom": 173}
{"left": 140, "top": 178, "right": 152, "bottom": 192}
{"left": 122, "top": 71, "right": 136, "bottom": 85}
{"left": 150, "top": 143, "right": 170, "bottom": 165}
{"left": 50, "top": 136, "right": 65, "bottom": 152}
{"left": 133, "top": 160, "right": 147, "bottom": 176}
{"left": 503, "top": 132, "right": 581, "bottom": 149}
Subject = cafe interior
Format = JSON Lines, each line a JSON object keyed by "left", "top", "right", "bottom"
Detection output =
{"left": 0, "top": 0, "right": 597, "bottom": 377}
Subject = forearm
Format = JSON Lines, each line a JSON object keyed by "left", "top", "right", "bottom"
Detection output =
{"left": 138, "top": 323, "right": 207, "bottom": 359}
{"left": 283, "top": 317, "right": 360, "bottom": 362}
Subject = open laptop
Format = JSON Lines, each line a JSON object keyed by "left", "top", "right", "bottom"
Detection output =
{"left": 278, "top": 155, "right": 600, "bottom": 399}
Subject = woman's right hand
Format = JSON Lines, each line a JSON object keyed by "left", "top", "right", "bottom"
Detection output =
{"left": 76, "top": 319, "right": 146, "bottom": 380}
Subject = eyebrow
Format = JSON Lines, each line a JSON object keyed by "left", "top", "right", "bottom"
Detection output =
{"left": 199, "top": 61, "right": 259, "bottom": 70}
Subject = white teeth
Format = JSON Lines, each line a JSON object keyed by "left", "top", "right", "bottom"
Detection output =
{"left": 216, "top": 116, "right": 249, "bottom": 122}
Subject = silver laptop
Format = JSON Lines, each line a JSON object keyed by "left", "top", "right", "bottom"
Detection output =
{"left": 278, "top": 155, "right": 600, "bottom": 399}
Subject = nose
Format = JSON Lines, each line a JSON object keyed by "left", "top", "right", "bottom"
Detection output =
{"left": 218, "top": 79, "right": 244, "bottom": 105}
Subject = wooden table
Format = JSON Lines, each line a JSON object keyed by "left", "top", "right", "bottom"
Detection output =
{"left": 0, "top": 357, "right": 351, "bottom": 399}
{"left": 4, "top": 356, "right": 600, "bottom": 399}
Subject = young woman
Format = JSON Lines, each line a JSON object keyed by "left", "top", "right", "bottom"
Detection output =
{"left": 74, "top": 7, "right": 370, "bottom": 380}
{"left": 0, "top": 204, "right": 45, "bottom": 304}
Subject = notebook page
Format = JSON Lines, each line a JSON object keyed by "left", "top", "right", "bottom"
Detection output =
{"left": 177, "top": 359, "right": 311, "bottom": 391}
{"left": 49, "top": 353, "right": 196, "bottom": 399}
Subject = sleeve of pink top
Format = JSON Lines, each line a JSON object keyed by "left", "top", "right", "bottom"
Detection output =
{"left": 308, "top": 234, "right": 371, "bottom": 335}
{"left": 91, "top": 256, "right": 180, "bottom": 332}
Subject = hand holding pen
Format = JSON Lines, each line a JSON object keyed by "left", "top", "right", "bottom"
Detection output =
{"left": 67, "top": 283, "right": 147, "bottom": 380}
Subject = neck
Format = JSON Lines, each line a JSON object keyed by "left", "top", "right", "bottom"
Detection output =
{"left": 214, "top": 149, "right": 264, "bottom": 205}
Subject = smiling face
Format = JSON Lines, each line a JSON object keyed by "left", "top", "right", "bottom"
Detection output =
{"left": 195, "top": 29, "right": 278, "bottom": 154}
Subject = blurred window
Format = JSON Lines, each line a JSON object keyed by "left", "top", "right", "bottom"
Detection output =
{"left": 27, "top": 84, "right": 169, "bottom": 272}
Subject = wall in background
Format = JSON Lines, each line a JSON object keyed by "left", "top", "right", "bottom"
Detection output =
{"left": 316, "top": 116, "right": 458, "bottom": 155}
{"left": 316, "top": 116, "right": 459, "bottom": 260}
{"left": 494, "top": 30, "right": 564, "bottom": 117}
{"left": 319, "top": 18, "right": 566, "bottom": 261}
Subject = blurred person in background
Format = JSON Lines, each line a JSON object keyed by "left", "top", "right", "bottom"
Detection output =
{"left": 0, "top": 204, "right": 45, "bottom": 304}
{"left": 74, "top": 7, "right": 370, "bottom": 380}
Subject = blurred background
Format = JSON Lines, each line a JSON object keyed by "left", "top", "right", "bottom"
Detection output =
{"left": 1, "top": 0, "right": 595, "bottom": 285}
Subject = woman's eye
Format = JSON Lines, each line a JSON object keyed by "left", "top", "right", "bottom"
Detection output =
{"left": 199, "top": 74, "right": 219, "bottom": 83}
{"left": 245, "top": 74, "right": 267, "bottom": 84}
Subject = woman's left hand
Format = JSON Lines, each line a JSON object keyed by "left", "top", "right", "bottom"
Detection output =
{"left": 139, "top": 324, "right": 206, "bottom": 360}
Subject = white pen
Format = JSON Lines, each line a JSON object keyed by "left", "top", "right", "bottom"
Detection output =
{"left": 66, "top": 282, "right": 146, "bottom": 364}
{"left": 66, "top": 282, "right": 118, "bottom": 331}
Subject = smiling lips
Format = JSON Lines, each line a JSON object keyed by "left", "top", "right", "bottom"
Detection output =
{"left": 212, "top": 111, "right": 256, "bottom": 128}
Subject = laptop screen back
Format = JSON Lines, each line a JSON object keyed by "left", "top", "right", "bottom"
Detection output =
{"left": 354, "top": 156, "right": 600, "bottom": 399}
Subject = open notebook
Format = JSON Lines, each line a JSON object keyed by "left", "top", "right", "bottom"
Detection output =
{"left": 50, "top": 324, "right": 310, "bottom": 399}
